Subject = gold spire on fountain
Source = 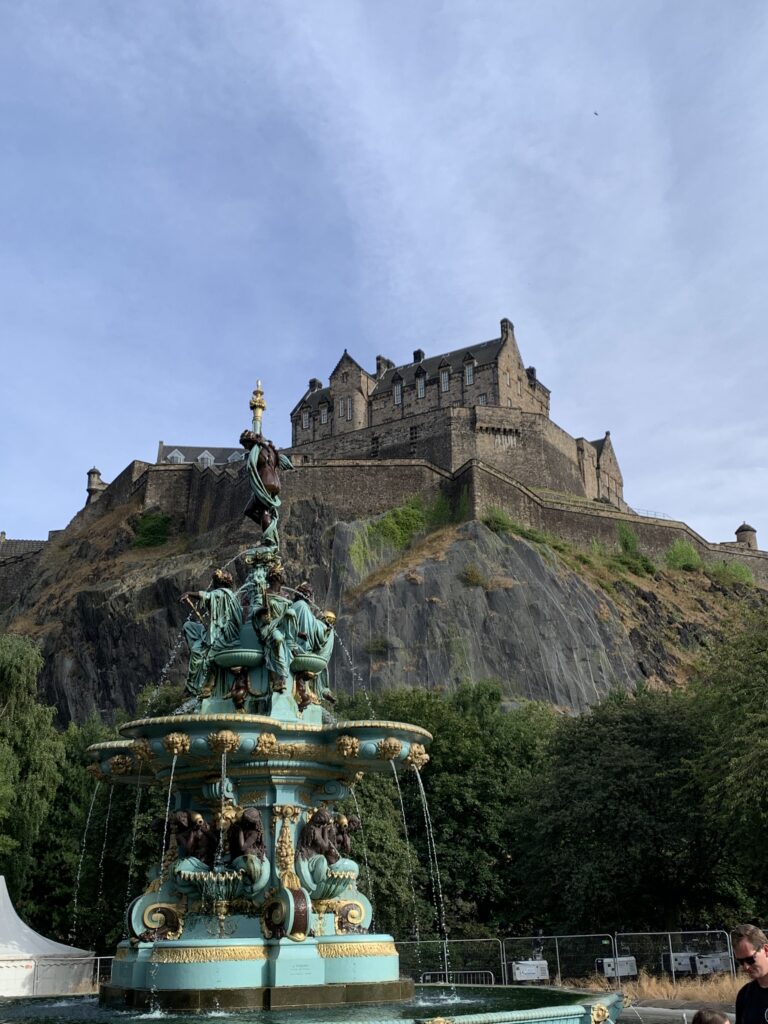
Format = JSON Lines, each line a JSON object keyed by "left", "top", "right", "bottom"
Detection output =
{"left": 250, "top": 379, "right": 266, "bottom": 435}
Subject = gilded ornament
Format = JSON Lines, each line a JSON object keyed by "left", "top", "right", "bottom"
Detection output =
{"left": 108, "top": 754, "right": 133, "bottom": 775}
{"left": 142, "top": 903, "right": 184, "bottom": 941}
{"left": 336, "top": 735, "right": 360, "bottom": 758}
{"left": 405, "top": 743, "right": 430, "bottom": 771}
{"left": 316, "top": 941, "right": 397, "bottom": 958}
{"left": 591, "top": 1005, "right": 610, "bottom": 1024}
{"left": 86, "top": 763, "right": 103, "bottom": 778}
{"left": 275, "top": 819, "right": 301, "bottom": 889}
{"left": 254, "top": 733, "right": 279, "bottom": 756}
{"left": 131, "top": 739, "right": 153, "bottom": 765}
{"left": 376, "top": 737, "right": 403, "bottom": 760}
{"left": 425, "top": 1018, "right": 454, "bottom": 1024}
{"left": 163, "top": 732, "right": 191, "bottom": 755}
{"left": 207, "top": 729, "right": 240, "bottom": 755}
{"left": 151, "top": 945, "right": 268, "bottom": 963}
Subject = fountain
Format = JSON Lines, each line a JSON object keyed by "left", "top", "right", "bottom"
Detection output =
{"left": 84, "top": 382, "right": 623, "bottom": 1024}
{"left": 87, "top": 382, "right": 432, "bottom": 1012}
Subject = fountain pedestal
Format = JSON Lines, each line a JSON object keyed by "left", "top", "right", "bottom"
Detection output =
{"left": 89, "top": 713, "right": 430, "bottom": 1011}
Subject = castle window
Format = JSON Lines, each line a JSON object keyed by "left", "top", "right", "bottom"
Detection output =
{"left": 167, "top": 449, "right": 185, "bottom": 464}
{"left": 478, "top": 393, "right": 487, "bottom": 405}
{"left": 342, "top": 371, "right": 349, "bottom": 383}
{"left": 416, "top": 375, "right": 425, "bottom": 399}
{"left": 409, "top": 425, "right": 419, "bottom": 442}
{"left": 302, "top": 409, "right": 310, "bottom": 429}
{"left": 337, "top": 398, "right": 344, "bottom": 419}
{"left": 320, "top": 405, "right": 328, "bottom": 425}
{"left": 394, "top": 381, "right": 402, "bottom": 405}
{"left": 517, "top": 380, "right": 523, "bottom": 397}
{"left": 505, "top": 371, "right": 511, "bottom": 386}
{"left": 464, "top": 363, "right": 474, "bottom": 386}
{"left": 346, "top": 397, "right": 353, "bottom": 421}
{"left": 227, "top": 450, "right": 244, "bottom": 463}
{"left": 440, "top": 368, "right": 449, "bottom": 392}
{"left": 198, "top": 451, "right": 214, "bottom": 468}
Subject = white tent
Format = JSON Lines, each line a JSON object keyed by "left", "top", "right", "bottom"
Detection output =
{"left": 0, "top": 876, "right": 95, "bottom": 998}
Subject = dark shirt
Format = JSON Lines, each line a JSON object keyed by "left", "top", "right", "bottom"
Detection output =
{"left": 736, "top": 979, "right": 768, "bottom": 1024}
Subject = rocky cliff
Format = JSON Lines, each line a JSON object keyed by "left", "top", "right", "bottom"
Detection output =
{"left": 1, "top": 489, "right": 763, "bottom": 724}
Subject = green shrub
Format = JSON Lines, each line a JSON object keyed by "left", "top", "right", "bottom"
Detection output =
{"left": 459, "top": 564, "right": 489, "bottom": 588}
{"left": 613, "top": 522, "right": 655, "bottom": 576}
{"left": 133, "top": 512, "right": 172, "bottom": 548}
{"left": 482, "top": 506, "right": 514, "bottom": 534}
{"left": 364, "top": 636, "right": 391, "bottom": 657}
{"left": 665, "top": 539, "right": 703, "bottom": 571}
{"left": 706, "top": 560, "right": 755, "bottom": 587}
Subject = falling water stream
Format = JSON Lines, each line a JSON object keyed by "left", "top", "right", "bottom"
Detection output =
{"left": 94, "top": 785, "right": 114, "bottom": 928}
{"left": 412, "top": 768, "right": 452, "bottom": 989}
{"left": 69, "top": 781, "right": 101, "bottom": 944}
{"left": 122, "top": 778, "right": 144, "bottom": 936}
{"left": 215, "top": 752, "right": 227, "bottom": 867}
{"left": 390, "top": 761, "right": 422, "bottom": 979}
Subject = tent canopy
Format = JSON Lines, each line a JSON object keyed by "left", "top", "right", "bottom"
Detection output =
{"left": 0, "top": 876, "right": 91, "bottom": 958}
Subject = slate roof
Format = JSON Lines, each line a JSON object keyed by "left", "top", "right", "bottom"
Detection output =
{"left": 0, "top": 538, "right": 45, "bottom": 558}
{"left": 156, "top": 444, "right": 245, "bottom": 465}
{"left": 371, "top": 337, "right": 505, "bottom": 395}
{"left": 291, "top": 386, "right": 331, "bottom": 417}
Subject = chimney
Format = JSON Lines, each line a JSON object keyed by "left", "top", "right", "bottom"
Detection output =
{"left": 308, "top": 378, "right": 322, "bottom": 392}
{"left": 501, "top": 318, "right": 515, "bottom": 342}
{"left": 413, "top": 348, "right": 425, "bottom": 363}
{"left": 376, "top": 355, "right": 394, "bottom": 378}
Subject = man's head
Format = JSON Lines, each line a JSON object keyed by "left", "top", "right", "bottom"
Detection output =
{"left": 211, "top": 568, "right": 234, "bottom": 589}
{"left": 732, "top": 924, "right": 768, "bottom": 985}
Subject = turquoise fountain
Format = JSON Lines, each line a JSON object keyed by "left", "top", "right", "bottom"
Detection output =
{"left": 84, "top": 382, "right": 622, "bottom": 1024}
{"left": 87, "top": 383, "right": 431, "bottom": 1011}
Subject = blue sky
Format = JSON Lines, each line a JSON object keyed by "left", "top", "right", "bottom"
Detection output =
{"left": 1, "top": 1, "right": 766, "bottom": 546}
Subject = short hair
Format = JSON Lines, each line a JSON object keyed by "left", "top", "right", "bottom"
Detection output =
{"left": 731, "top": 923, "right": 768, "bottom": 949}
{"left": 692, "top": 1010, "right": 729, "bottom": 1024}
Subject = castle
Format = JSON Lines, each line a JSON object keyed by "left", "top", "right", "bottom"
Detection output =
{"left": 2, "top": 316, "right": 764, "bottom": 612}
{"left": 286, "top": 318, "right": 626, "bottom": 510}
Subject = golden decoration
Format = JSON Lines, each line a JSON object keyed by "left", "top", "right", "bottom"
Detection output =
{"left": 254, "top": 733, "right": 279, "bottom": 756}
{"left": 425, "top": 1018, "right": 454, "bottom": 1024}
{"left": 207, "top": 729, "right": 240, "bottom": 755}
{"left": 323, "top": 611, "right": 337, "bottom": 626}
{"left": 151, "top": 945, "right": 268, "bottom": 963}
{"left": 109, "top": 754, "right": 134, "bottom": 775}
{"left": 591, "top": 1005, "right": 610, "bottom": 1024}
{"left": 142, "top": 903, "right": 184, "bottom": 941}
{"left": 114, "top": 948, "right": 128, "bottom": 960}
{"left": 163, "top": 732, "right": 191, "bottom": 755}
{"left": 131, "top": 740, "right": 153, "bottom": 765}
{"left": 275, "top": 818, "right": 301, "bottom": 889}
{"left": 405, "top": 743, "right": 430, "bottom": 771}
{"left": 272, "top": 805, "right": 301, "bottom": 829}
{"left": 376, "top": 737, "right": 403, "bottom": 761}
{"left": 86, "top": 763, "right": 103, "bottom": 778}
{"left": 317, "top": 941, "right": 397, "bottom": 958}
{"left": 336, "top": 735, "right": 360, "bottom": 758}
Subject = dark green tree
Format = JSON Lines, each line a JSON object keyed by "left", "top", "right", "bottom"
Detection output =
{"left": 0, "top": 634, "right": 65, "bottom": 897}
{"left": 517, "top": 686, "right": 739, "bottom": 931}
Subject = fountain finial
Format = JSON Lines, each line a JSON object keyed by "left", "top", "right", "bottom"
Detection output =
{"left": 250, "top": 379, "right": 266, "bottom": 435}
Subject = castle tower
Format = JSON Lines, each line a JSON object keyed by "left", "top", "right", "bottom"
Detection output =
{"left": 735, "top": 522, "right": 757, "bottom": 550}
{"left": 86, "top": 467, "right": 107, "bottom": 505}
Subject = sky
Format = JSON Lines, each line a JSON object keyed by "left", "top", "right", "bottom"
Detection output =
{"left": 1, "top": 1, "right": 766, "bottom": 545}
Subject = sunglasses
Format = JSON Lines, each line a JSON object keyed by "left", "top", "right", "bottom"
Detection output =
{"left": 736, "top": 951, "right": 763, "bottom": 967}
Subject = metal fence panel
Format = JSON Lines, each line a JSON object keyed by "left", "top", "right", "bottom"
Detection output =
{"left": 396, "top": 938, "right": 505, "bottom": 984}
{"left": 616, "top": 931, "right": 733, "bottom": 980}
{"left": 502, "top": 934, "right": 616, "bottom": 984}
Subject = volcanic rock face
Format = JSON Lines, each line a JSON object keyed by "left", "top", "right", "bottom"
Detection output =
{"left": 1, "top": 492, "right": 762, "bottom": 724}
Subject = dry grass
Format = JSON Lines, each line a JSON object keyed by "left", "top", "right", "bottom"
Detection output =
{"left": 564, "top": 970, "right": 741, "bottom": 1005}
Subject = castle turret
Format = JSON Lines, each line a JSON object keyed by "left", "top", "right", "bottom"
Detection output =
{"left": 735, "top": 522, "right": 757, "bottom": 550}
{"left": 86, "top": 467, "right": 107, "bottom": 505}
